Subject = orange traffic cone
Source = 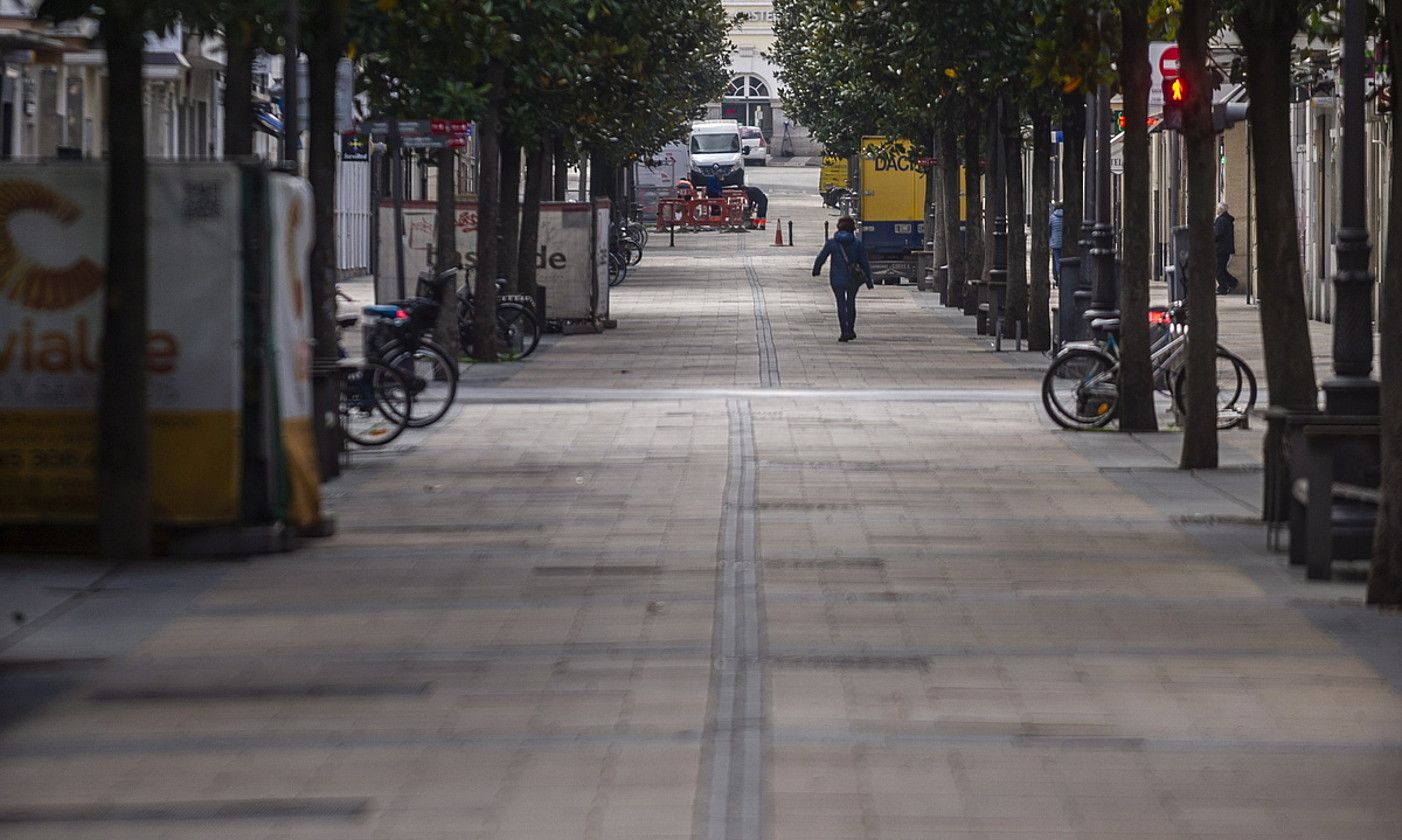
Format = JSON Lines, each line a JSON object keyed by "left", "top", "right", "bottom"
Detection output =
{"left": 773, "top": 218, "right": 784, "bottom": 246}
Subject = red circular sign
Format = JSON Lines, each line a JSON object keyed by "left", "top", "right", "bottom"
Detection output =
{"left": 1158, "top": 45, "right": 1180, "bottom": 80}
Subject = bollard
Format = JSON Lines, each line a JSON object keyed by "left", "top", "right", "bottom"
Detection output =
{"left": 788, "top": 220, "right": 794, "bottom": 246}
{"left": 669, "top": 223, "right": 675, "bottom": 248}
{"left": 825, "top": 220, "right": 830, "bottom": 240}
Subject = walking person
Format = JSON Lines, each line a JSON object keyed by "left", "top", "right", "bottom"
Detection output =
{"left": 1215, "top": 201, "right": 1239, "bottom": 295}
{"left": 813, "top": 216, "right": 874, "bottom": 342}
{"left": 1049, "top": 201, "right": 1064, "bottom": 286}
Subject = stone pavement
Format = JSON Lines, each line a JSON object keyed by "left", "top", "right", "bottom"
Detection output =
{"left": 2, "top": 169, "right": 1401, "bottom": 840}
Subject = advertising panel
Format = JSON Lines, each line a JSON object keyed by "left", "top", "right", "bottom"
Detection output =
{"left": 268, "top": 174, "right": 321, "bottom": 527}
{"left": 376, "top": 201, "right": 599, "bottom": 319}
{"left": 0, "top": 162, "right": 244, "bottom": 524}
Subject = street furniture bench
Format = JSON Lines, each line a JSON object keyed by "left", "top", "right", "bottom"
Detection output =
{"left": 1281, "top": 414, "right": 1380, "bottom": 580}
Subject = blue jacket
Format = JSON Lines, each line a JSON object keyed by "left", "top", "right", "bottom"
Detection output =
{"left": 1049, "top": 208, "right": 1065, "bottom": 249}
{"left": 813, "top": 230, "right": 873, "bottom": 286}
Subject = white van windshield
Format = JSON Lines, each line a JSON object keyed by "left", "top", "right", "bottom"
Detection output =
{"left": 691, "top": 133, "right": 740, "bottom": 154}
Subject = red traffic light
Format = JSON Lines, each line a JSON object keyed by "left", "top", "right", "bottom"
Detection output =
{"left": 1163, "top": 77, "right": 1187, "bottom": 104}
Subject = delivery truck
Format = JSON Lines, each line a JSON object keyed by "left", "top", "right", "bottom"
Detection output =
{"left": 857, "top": 136, "right": 926, "bottom": 273}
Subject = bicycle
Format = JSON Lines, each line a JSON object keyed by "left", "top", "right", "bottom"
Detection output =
{"left": 333, "top": 312, "right": 413, "bottom": 447}
{"left": 359, "top": 269, "right": 461, "bottom": 429}
{"left": 1041, "top": 302, "right": 1256, "bottom": 431}
{"left": 456, "top": 273, "right": 543, "bottom": 361}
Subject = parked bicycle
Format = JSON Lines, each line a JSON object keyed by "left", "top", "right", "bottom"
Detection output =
{"left": 608, "top": 212, "right": 646, "bottom": 287}
{"left": 360, "top": 269, "right": 461, "bottom": 428}
{"left": 334, "top": 308, "right": 414, "bottom": 447}
{"left": 1041, "top": 302, "right": 1256, "bottom": 431}
{"left": 456, "top": 270, "right": 543, "bottom": 361}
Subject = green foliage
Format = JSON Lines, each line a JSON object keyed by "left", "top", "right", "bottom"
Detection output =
{"left": 350, "top": 0, "right": 731, "bottom": 159}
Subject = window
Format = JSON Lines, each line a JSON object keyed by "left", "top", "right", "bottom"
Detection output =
{"left": 726, "top": 75, "right": 770, "bottom": 100}
{"left": 691, "top": 133, "right": 740, "bottom": 154}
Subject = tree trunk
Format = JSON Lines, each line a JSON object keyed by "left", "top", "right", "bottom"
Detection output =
{"left": 433, "top": 146, "right": 461, "bottom": 360}
{"left": 307, "top": 2, "right": 345, "bottom": 480}
{"left": 1369, "top": 1, "right": 1402, "bottom": 606}
{"left": 1237, "top": 2, "right": 1318, "bottom": 411}
{"left": 222, "top": 23, "right": 255, "bottom": 157}
{"left": 471, "top": 62, "right": 504, "bottom": 362}
{"left": 1002, "top": 113, "right": 1027, "bottom": 338}
{"left": 1117, "top": 0, "right": 1159, "bottom": 431}
{"left": 498, "top": 135, "right": 522, "bottom": 292}
{"left": 553, "top": 137, "right": 569, "bottom": 200}
{"left": 929, "top": 127, "right": 946, "bottom": 293}
{"left": 590, "top": 147, "right": 610, "bottom": 199}
{"left": 1028, "top": 105, "right": 1053, "bottom": 350}
{"left": 518, "top": 143, "right": 547, "bottom": 299}
{"left": 962, "top": 110, "right": 984, "bottom": 316}
{"left": 1060, "top": 94, "right": 1085, "bottom": 263}
{"left": 1178, "top": 0, "right": 1220, "bottom": 469}
{"left": 97, "top": 13, "right": 150, "bottom": 559}
{"left": 941, "top": 128, "right": 965, "bottom": 308}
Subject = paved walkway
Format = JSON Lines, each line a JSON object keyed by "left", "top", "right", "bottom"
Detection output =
{"left": 2, "top": 172, "right": 1400, "bottom": 840}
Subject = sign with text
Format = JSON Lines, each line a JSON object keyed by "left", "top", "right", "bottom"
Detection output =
{"left": 0, "top": 163, "right": 244, "bottom": 523}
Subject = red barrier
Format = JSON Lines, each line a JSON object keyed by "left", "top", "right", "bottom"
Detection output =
{"left": 654, "top": 193, "right": 751, "bottom": 231}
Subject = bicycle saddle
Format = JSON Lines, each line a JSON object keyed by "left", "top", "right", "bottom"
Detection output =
{"left": 362, "top": 304, "right": 401, "bottom": 318}
{"left": 1090, "top": 317, "right": 1121, "bottom": 332}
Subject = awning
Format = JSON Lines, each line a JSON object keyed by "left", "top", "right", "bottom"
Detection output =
{"left": 0, "top": 28, "right": 67, "bottom": 52}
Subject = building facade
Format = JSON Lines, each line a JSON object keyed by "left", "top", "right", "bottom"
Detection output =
{"left": 1, "top": 2, "right": 224, "bottom": 161}
{"left": 717, "top": 1, "right": 822, "bottom": 158}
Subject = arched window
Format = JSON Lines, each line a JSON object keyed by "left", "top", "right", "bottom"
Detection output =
{"left": 726, "top": 75, "right": 770, "bottom": 100}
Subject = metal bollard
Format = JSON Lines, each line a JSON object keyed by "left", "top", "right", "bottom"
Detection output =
{"left": 669, "top": 224, "right": 675, "bottom": 248}
{"left": 825, "top": 221, "right": 830, "bottom": 240}
{"left": 788, "top": 220, "right": 794, "bottom": 246}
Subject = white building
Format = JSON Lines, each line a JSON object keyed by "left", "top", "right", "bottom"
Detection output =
{"left": 716, "top": 1, "right": 821, "bottom": 158}
{"left": 0, "top": 2, "right": 224, "bottom": 160}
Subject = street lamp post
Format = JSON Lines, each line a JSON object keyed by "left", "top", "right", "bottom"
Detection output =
{"left": 989, "top": 98, "right": 1009, "bottom": 349}
{"left": 1087, "top": 82, "right": 1118, "bottom": 331}
{"left": 1324, "top": 0, "right": 1379, "bottom": 417}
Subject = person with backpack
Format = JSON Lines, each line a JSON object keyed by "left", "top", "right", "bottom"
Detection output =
{"left": 812, "top": 216, "right": 874, "bottom": 342}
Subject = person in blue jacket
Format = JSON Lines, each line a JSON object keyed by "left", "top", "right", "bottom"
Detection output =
{"left": 1049, "top": 201, "right": 1064, "bottom": 286}
{"left": 812, "top": 216, "right": 874, "bottom": 342}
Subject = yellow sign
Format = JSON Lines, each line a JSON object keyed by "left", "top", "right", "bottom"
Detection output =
{"left": 859, "top": 137, "right": 926, "bottom": 222}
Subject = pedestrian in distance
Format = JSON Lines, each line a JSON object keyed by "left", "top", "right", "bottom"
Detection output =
{"left": 813, "top": 215, "right": 874, "bottom": 343}
{"left": 1049, "top": 201, "right": 1064, "bottom": 287}
{"left": 1215, "top": 201, "right": 1239, "bottom": 295}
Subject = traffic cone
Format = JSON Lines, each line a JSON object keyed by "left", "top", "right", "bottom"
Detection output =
{"left": 773, "top": 219, "right": 784, "bottom": 246}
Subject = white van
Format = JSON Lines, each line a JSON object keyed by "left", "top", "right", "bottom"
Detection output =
{"left": 688, "top": 120, "right": 745, "bottom": 188}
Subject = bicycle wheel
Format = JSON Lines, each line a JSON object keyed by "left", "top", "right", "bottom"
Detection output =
{"left": 1172, "top": 348, "right": 1257, "bottom": 430}
{"left": 608, "top": 251, "right": 627, "bottom": 287}
{"left": 1041, "top": 348, "right": 1119, "bottom": 430}
{"left": 496, "top": 302, "right": 541, "bottom": 360}
{"left": 382, "top": 342, "right": 457, "bottom": 428}
{"left": 340, "top": 361, "right": 410, "bottom": 446}
{"left": 622, "top": 237, "right": 643, "bottom": 266}
{"left": 628, "top": 221, "right": 648, "bottom": 247}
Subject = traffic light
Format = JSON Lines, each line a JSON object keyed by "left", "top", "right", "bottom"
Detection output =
{"left": 1161, "top": 77, "right": 1187, "bottom": 131}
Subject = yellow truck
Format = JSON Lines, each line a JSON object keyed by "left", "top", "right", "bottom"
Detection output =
{"left": 858, "top": 136, "right": 926, "bottom": 261}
